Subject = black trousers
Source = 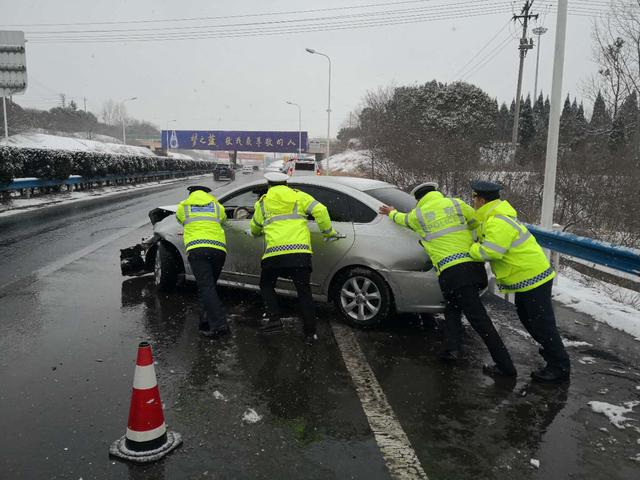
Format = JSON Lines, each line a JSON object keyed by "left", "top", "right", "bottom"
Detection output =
{"left": 259, "top": 266, "right": 316, "bottom": 335}
{"left": 187, "top": 248, "right": 228, "bottom": 331}
{"left": 514, "top": 280, "right": 570, "bottom": 372}
{"left": 439, "top": 263, "right": 515, "bottom": 374}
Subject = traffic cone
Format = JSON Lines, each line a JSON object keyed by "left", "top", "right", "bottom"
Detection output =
{"left": 109, "top": 342, "right": 182, "bottom": 463}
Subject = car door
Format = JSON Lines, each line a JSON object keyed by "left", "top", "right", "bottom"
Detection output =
{"left": 289, "top": 184, "right": 357, "bottom": 296}
{"left": 219, "top": 184, "right": 267, "bottom": 287}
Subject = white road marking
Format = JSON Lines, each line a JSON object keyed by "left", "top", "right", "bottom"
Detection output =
{"left": 330, "top": 322, "right": 429, "bottom": 480}
{"left": 0, "top": 218, "right": 149, "bottom": 296}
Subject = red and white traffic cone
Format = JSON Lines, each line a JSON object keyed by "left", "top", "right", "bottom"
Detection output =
{"left": 109, "top": 342, "right": 182, "bottom": 463}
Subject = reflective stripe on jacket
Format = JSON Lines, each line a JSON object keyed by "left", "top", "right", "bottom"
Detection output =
{"left": 176, "top": 190, "right": 227, "bottom": 253}
{"left": 250, "top": 185, "right": 334, "bottom": 260}
{"left": 469, "top": 199, "right": 555, "bottom": 293}
{"left": 390, "top": 191, "right": 478, "bottom": 275}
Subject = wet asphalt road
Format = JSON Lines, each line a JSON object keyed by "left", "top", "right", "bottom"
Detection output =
{"left": 1, "top": 175, "right": 639, "bottom": 480}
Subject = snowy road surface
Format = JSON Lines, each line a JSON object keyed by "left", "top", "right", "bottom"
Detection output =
{"left": 0, "top": 174, "right": 639, "bottom": 479}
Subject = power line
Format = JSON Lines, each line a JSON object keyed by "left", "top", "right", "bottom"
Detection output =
{"left": 2, "top": 0, "right": 437, "bottom": 27}
{"left": 27, "top": 7, "right": 514, "bottom": 44}
{"left": 452, "top": 18, "right": 512, "bottom": 79}
{"left": 460, "top": 35, "right": 514, "bottom": 81}
{"left": 24, "top": 1, "right": 506, "bottom": 36}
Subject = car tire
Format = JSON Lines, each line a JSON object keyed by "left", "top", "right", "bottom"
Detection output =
{"left": 333, "top": 268, "right": 392, "bottom": 328}
{"left": 155, "top": 241, "right": 180, "bottom": 292}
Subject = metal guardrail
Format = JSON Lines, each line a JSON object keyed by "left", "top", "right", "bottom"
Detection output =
{"left": 0, "top": 170, "right": 210, "bottom": 192}
{"left": 527, "top": 224, "right": 640, "bottom": 276}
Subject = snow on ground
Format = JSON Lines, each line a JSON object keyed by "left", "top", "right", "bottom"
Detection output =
{"left": 241, "top": 408, "right": 262, "bottom": 424}
{"left": 553, "top": 267, "right": 640, "bottom": 341}
{"left": 0, "top": 174, "right": 209, "bottom": 218}
{"left": 0, "top": 132, "right": 160, "bottom": 157}
{"left": 322, "top": 150, "right": 371, "bottom": 173}
{"left": 588, "top": 401, "right": 639, "bottom": 429}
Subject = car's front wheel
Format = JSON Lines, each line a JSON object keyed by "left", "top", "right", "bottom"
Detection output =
{"left": 333, "top": 268, "right": 391, "bottom": 328}
{"left": 155, "top": 241, "right": 180, "bottom": 292}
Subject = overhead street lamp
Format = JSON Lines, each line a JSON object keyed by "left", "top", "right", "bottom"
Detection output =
{"left": 166, "top": 119, "right": 177, "bottom": 152}
{"left": 120, "top": 97, "right": 138, "bottom": 145}
{"left": 305, "top": 47, "right": 332, "bottom": 173}
{"left": 285, "top": 101, "right": 302, "bottom": 156}
{"left": 532, "top": 26, "right": 548, "bottom": 101}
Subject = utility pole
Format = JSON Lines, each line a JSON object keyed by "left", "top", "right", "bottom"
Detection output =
{"left": 511, "top": 0, "right": 537, "bottom": 161}
{"left": 83, "top": 96, "right": 87, "bottom": 112}
{"left": 532, "top": 26, "right": 548, "bottom": 101}
{"left": 540, "top": 0, "right": 568, "bottom": 229}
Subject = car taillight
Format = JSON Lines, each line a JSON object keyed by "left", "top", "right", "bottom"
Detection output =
{"left": 316, "top": 168, "right": 321, "bottom": 175}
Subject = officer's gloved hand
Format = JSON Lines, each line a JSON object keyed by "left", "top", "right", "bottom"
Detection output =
{"left": 323, "top": 229, "right": 345, "bottom": 242}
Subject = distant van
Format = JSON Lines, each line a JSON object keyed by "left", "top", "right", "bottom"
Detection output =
{"left": 285, "top": 158, "right": 321, "bottom": 177}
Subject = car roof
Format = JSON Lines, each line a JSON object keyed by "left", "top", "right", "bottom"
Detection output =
{"left": 218, "top": 175, "right": 392, "bottom": 193}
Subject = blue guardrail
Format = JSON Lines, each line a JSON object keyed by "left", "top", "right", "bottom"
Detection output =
{"left": 527, "top": 224, "right": 640, "bottom": 277}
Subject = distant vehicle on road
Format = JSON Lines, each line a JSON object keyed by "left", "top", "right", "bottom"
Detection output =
{"left": 252, "top": 165, "right": 260, "bottom": 171}
{"left": 285, "top": 157, "right": 321, "bottom": 177}
{"left": 242, "top": 165, "right": 253, "bottom": 175}
{"left": 121, "top": 176, "right": 445, "bottom": 327}
{"left": 213, "top": 164, "right": 235, "bottom": 181}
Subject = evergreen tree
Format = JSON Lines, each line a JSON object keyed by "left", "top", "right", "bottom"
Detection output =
{"left": 495, "top": 102, "right": 512, "bottom": 141}
{"left": 590, "top": 91, "right": 612, "bottom": 131}
{"left": 518, "top": 95, "right": 535, "bottom": 147}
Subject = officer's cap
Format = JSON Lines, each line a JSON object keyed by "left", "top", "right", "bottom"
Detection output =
{"left": 264, "top": 172, "right": 289, "bottom": 184}
{"left": 410, "top": 181, "right": 439, "bottom": 199}
{"left": 187, "top": 185, "right": 212, "bottom": 193}
{"left": 470, "top": 180, "right": 501, "bottom": 194}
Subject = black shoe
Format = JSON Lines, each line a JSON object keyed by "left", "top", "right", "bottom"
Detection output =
{"left": 258, "top": 318, "right": 284, "bottom": 335}
{"left": 483, "top": 363, "right": 517, "bottom": 377}
{"left": 439, "top": 349, "right": 460, "bottom": 362}
{"left": 304, "top": 333, "right": 318, "bottom": 345}
{"left": 531, "top": 366, "right": 570, "bottom": 383}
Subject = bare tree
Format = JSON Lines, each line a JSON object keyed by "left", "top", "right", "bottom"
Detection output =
{"left": 100, "top": 99, "right": 127, "bottom": 126}
{"left": 591, "top": 1, "right": 640, "bottom": 116}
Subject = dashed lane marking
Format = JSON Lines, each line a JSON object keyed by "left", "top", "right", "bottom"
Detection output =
{"left": 331, "top": 322, "right": 429, "bottom": 480}
{"left": 0, "top": 218, "right": 149, "bottom": 297}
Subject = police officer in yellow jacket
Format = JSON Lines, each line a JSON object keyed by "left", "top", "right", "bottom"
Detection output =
{"left": 250, "top": 172, "right": 339, "bottom": 343}
{"left": 469, "top": 181, "right": 570, "bottom": 383}
{"left": 380, "top": 182, "right": 516, "bottom": 377}
{"left": 176, "top": 185, "right": 230, "bottom": 338}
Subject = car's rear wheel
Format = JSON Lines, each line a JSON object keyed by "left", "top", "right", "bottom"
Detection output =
{"left": 155, "top": 241, "right": 180, "bottom": 292}
{"left": 333, "top": 268, "right": 391, "bottom": 328}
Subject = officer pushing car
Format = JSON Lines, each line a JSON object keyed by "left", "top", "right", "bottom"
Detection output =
{"left": 249, "top": 172, "right": 342, "bottom": 344}
{"left": 176, "top": 185, "right": 230, "bottom": 339}
{"left": 469, "top": 180, "right": 570, "bottom": 383}
{"left": 379, "top": 181, "right": 517, "bottom": 377}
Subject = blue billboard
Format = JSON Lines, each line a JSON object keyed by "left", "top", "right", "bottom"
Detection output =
{"left": 161, "top": 130, "right": 308, "bottom": 153}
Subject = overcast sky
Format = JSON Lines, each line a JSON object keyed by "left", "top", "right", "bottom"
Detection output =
{"left": 2, "top": 0, "right": 599, "bottom": 138}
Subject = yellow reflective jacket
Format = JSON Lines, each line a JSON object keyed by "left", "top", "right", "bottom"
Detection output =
{"left": 390, "top": 191, "right": 479, "bottom": 275}
{"left": 176, "top": 190, "right": 227, "bottom": 253}
{"left": 469, "top": 199, "right": 555, "bottom": 293}
{"left": 250, "top": 185, "right": 335, "bottom": 260}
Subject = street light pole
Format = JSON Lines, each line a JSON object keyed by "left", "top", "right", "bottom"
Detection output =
{"left": 305, "top": 48, "right": 332, "bottom": 173}
{"left": 286, "top": 101, "right": 302, "bottom": 156}
{"left": 541, "top": 0, "right": 568, "bottom": 229}
{"left": 120, "top": 97, "right": 138, "bottom": 145}
{"left": 532, "top": 26, "right": 548, "bottom": 101}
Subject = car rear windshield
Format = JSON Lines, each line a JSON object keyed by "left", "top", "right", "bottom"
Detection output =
{"left": 365, "top": 187, "right": 416, "bottom": 213}
{"left": 295, "top": 162, "right": 316, "bottom": 171}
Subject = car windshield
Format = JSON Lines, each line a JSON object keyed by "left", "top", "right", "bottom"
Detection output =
{"left": 365, "top": 187, "right": 416, "bottom": 213}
